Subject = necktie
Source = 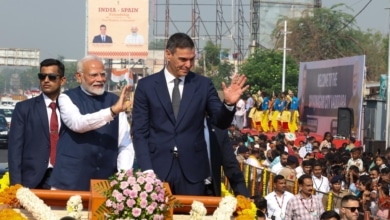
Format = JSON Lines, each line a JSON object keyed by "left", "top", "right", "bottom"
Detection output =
{"left": 172, "top": 78, "right": 181, "bottom": 119}
{"left": 102, "top": 36, "right": 105, "bottom": 42}
{"left": 49, "top": 102, "right": 59, "bottom": 165}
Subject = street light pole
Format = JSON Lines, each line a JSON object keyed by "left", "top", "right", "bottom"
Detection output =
{"left": 282, "top": 20, "right": 288, "bottom": 92}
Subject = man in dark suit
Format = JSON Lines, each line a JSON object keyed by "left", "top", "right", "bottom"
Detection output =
{"left": 132, "top": 32, "right": 249, "bottom": 195}
{"left": 206, "top": 118, "right": 249, "bottom": 197}
{"left": 8, "top": 59, "right": 66, "bottom": 189}
{"left": 92, "top": 24, "right": 113, "bottom": 43}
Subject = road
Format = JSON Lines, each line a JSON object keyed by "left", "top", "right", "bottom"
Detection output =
{"left": 0, "top": 148, "right": 7, "bottom": 163}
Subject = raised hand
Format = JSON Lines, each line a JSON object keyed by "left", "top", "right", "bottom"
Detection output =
{"left": 222, "top": 74, "right": 250, "bottom": 105}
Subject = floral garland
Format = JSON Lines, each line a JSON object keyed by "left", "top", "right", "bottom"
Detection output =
{"left": 269, "top": 172, "right": 274, "bottom": 192}
{"left": 0, "top": 208, "right": 26, "bottom": 220}
{"left": 193, "top": 188, "right": 257, "bottom": 220}
{"left": 0, "top": 184, "right": 25, "bottom": 220}
{"left": 0, "top": 184, "right": 22, "bottom": 207}
{"left": 262, "top": 168, "right": 267, "bottom": 196}
{"left": 16, "top": 187, "right": 58, "bottom": 220}
{"left": 189, "top": 200, "right": 207, "bottom": 220}
{"left": 326, "top": 192, "right": 333, "bottom": 211}
{"left": 66, "top": 195, "right": 83, "bottom": 220}
{"left": 0, "top": 171, "right": 10, "bottom": 192}
{"left": 293, "top": 179, "right": 299, "bottom": 195}
{"left": 213, "top": 195, "right": 237, "bottom": 219}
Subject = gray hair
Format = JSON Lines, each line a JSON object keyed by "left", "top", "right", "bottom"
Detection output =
{"left": 77, "top": 55, "right": 103, "bottom": 73}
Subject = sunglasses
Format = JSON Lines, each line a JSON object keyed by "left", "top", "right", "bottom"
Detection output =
{"left": 343, "top": 207, "right": 359, "bottom": 212}
{"left": 38, "top": 73, "right": 61, "bottom": 81}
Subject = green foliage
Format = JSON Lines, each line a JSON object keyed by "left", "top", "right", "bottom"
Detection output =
{"left": 239, "top": 49, "right": 299, "bottom": 95}
{"left": 272, "top": 4, "right": 387, "bottom": 81}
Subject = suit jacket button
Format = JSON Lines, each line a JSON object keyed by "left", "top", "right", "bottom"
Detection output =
{"left": 96, "top": 167, "right": 100, "bottom": 171}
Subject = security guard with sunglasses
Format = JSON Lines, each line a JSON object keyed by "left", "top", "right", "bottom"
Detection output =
{"left": 8, "top": 58, "right": 66, "bottom": 189}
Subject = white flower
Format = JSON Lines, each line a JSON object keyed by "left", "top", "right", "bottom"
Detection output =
{"left": 16, "top": 187, "right": 59, "bottom": 220}
{"left": 189, "top": 201, "right": 207, "bottom": 220}
{"left": 66, "top": 195, "right": 83, "bottom": 220}
{"left": 212, "top": 196, "right": 237, "bottom": 220}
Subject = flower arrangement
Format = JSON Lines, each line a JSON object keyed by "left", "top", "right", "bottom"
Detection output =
{"left": 66, "top": 195, "right": 83, "bottom": 219}
{"left": 104, "top": 169, "right": 168, "bottom": 220}
{"left": 16, "top": 187, "right": 58, "bottom": 220}
{"left": 262, "top": 168, "right": 268, "bottom": 196}
{"left": 0, "top": 171, "right": 10, "bottom": 192}
{"left": 189, "top": 200, "right": 207, "bottom": 220}
{"left": 213, "top": 195, "right": 237, "bottom": 219}
{"left": 235, "top": 195, "right": 257, "bottom": 220}
{"left": 0, "top": 184, "right": 22, "bottom": 207}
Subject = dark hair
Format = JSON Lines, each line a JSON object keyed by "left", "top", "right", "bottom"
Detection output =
{"left": 323, "top": 131, "right": 333, "bottom": 142}
{"left": 302, "top": 160, "right": 312, "bottom": 167}
{"left": 304, "top": 128, "right": 310, "bottom": 133}
{"left": 381, "top": 167, "right": 390, "bottom": 174}
{"left": 298, "top": 174, "right": 312, "bottom": 185}
{"left": 251, "top": 195, "right": 267, "bottom": 211}
{"left": 273, "top": 175, "right": 285, "bottom": 183}
{"left": 40, "top": 59, "right": 65, "bottom": 77}
{"left": 320, "top": 210, "right": 340, "bottom": 220}
{"left": 359, "top": 175, "right": 372, "bottom": 190}
{"left": 370, "top": 166, "right": 380, "bottom": 174}
{"left": 350, "top": 147, "right": 361, "bottom": 153}
{"left": 166, "top": 33, "right": 194, "bottom": 54}
{"left": 257, "top": 210, "right": 266, "bottom": 218}
{"left": 349, "top": 165, "right": 359, "bottom": 174}
{"left": 341, "top": 195, "right": 360, "bottom": 207}
{"left": 100, "top": 24, "right": 106, "bottom": 29}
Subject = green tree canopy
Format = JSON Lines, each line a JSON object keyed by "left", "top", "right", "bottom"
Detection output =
{"left": 272, "top": 4, "right": 387, "bottom": 81}
{"left": 239, "top": 49, "right": 299, "bottom": 95}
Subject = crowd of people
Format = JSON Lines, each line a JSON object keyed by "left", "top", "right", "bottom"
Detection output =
{"left": 228, "top": 126, "right": 390, "bottom": 219}
{"left": 233, "top": 89, "right": 300, "bottom": 133}
{"left": 6, "top": 31, "right": 389, "bottom": 220}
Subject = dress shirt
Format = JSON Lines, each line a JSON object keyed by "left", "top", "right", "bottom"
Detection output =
{"left": 265, "top": 191, "right": 295, "bottom": 220}
{"left": 285, "top": 193, "right": 324, "bottom": 220}
{"left": 42, "top": 94, "right": 60, "bottom": 168}
{"left": 164, "top": 68, "right": 234, "bottom": 111}
{"left": 245, "top": 97, "right": 253, "bottom": 111}
{"left": 271, "top": 162, "right": 284, "bottom": 175}
{"left": 58, "top": 87, "right": 134, "bottom": 171}
{"left": 312, "top": 175, "right": 330, "bottom": 199}
{"left": 347, "top": 158, "right": 363, "bottom": 172}
{"left": 124, "top": 34, "right": 144, "bottom": 45}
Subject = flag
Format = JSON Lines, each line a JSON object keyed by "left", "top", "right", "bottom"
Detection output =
{"left": 111, "top": 68, "right": 128, "bottom": 83}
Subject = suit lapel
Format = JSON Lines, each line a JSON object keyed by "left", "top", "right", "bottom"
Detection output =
{"left": 36, "top": 95, "right": 50, "bottom": 139}
{"left": 154, "top": 71, "right": 176, "bottom": 124}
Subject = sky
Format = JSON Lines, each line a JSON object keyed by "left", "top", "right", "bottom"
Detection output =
{"left": 0, "top": 0, "right": 388, "bottom": 62}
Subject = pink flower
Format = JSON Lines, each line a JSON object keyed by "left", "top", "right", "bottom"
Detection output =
{"left": 137, "top": 176, "right": 146, "bottom": 184}
{"left": 150, "top": 192, "right": 158, "bottom": 200}
{"left": 133, "top": 183, "right": 141, "bottom": 192}
{"left": 115, "top": 192, "right": 125, "bottom": 203}
{"left": 123, "top": 189, "right": 131, "bottom": 196}
{"left": 132, "top": 208, "right": 142, "bottom": 217}
{"left": 120, "top": 181, "right": 129, "bottom": 189}
{"left": 126, "top": 169, "right": 134, "bottom": 176}
{"left": 126, "top": 199, "right": 136, "bottom": 208}
{"left": 144, "top": 183, "right": 154, "bottom": 193}
{"left": 140, "top": 198, "right": 148, "bottom": 208}
{"left": 127, "top": 176, "right": 136, "bottom": 184}
{"left": 117, "top": 202, "right": 124, "bottom": 211}
{"left": 146, "top": 205, "right": 156, "bottom": 214}
{"left": 153, "top": 214, "right": 164, "bottom": 220}
{"left": 105, "top": 200, "right": 113, "bottom": 207}
{"left": 140, "top": 191, "right": 148, "bottom": 200}
{"left": 109, "top": 180, "right": 118, "bottom": 187}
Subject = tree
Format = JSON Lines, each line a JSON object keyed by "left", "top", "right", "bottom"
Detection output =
{"left": 272, "top": 4, "right": 388, "bottom": 81}
{"left": 239, "top": 49, "right": 299, "bottom": 95}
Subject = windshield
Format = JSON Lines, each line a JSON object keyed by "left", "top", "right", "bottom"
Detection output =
{"left": 0, "top": 109, "right": 13, "bottom": 117}
{"left": 0, "top": 116, "right": 6, "bottom": 127}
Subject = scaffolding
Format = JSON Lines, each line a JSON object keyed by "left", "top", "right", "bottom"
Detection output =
{"left": 151, "top": 0, "right": 320, "bottom": 65}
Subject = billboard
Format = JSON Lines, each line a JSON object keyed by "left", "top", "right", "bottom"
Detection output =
{"left": 0, "top": 48, "right": 40, "bottom": 66}
{"left": 87, "top": 0, "right": 149, "bottom": 59}
{"left": 298, "top": 55, "right": 365, "bottom": 139}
